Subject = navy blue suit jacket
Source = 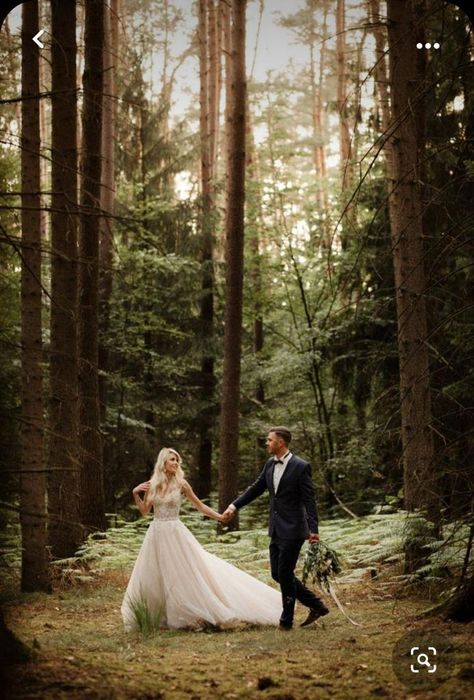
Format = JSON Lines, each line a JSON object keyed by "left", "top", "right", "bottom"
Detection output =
{"left": 232, "top": 454, "right": 319, "bottom": 539}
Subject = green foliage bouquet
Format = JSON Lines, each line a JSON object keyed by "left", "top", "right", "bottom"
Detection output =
{"left": 302, "top": 540, "right": 342, "bottom": 593}
{"left": 302, "top": 539, "right": 360, "bottom": 626}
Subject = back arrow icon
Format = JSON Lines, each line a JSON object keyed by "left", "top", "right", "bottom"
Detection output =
{"left": 33, "top": 29, "right": 45, "bottom": 48}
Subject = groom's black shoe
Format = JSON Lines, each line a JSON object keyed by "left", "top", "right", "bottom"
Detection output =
{"left": 278, "top": 623, "right": 293, "bottom": 631}
{"left": 300, "top": 605, "right": 329, "bottom": 627}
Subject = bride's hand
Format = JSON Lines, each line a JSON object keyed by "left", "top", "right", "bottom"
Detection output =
{"left": 133, "top": 481, "right": 150, "bottom": 494}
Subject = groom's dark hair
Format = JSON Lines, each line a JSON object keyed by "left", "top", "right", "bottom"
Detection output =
{"left": 270, "top": 426, "right": 292, "bottom": 445}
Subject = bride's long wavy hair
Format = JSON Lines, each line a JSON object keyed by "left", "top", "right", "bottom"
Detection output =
{"left": 146, "top": 448, "right": 185, "bottom": 505}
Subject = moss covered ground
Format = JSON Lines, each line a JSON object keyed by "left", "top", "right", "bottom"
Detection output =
{"left": 2, "top": 572, "right": 473, "bottom": 699}
{"left": 2, "top": 511, "right": 473, "bottom": 699}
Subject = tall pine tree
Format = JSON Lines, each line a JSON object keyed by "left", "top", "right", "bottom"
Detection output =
{"left": 48, "top": 0, "right": 82, "bottom": 558}
{"left": 218, "top": 0, "right": 247, "bottom": 524}
{"left": 78, "top": 0, "right": 106, "bottom": 534}
{"left": 20, "top": 0, "right": 49, "bottom": 591}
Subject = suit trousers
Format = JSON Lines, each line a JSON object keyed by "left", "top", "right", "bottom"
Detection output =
{"left": 269, "top": 535, "right": 323, "bottom": 627}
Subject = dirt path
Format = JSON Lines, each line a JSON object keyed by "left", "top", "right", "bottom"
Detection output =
{"left": 3, "top": 577, "right": 473, "bottom": 700}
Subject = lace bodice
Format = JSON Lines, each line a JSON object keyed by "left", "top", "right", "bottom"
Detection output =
{"left": 153, "top": 491, "right": 182, "bottom": 520}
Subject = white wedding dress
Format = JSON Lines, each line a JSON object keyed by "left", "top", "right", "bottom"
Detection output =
{"left": 121, "top": 491, "right": 281, "bottom": 630}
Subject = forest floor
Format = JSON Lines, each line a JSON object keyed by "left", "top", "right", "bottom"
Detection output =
{"left": 2, "top": 569, "right": 473, "bottom": 700}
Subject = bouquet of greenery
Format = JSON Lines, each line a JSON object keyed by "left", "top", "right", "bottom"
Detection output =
{"left": 302, "top": 539, "right": 360, "bottom": 626}
{"left": 302, "top": 539, "right": 342, "bottom": 593}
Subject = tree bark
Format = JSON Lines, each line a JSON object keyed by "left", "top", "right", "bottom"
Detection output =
{"left": 76, "top": 1, "right": 85, "bottom": 153}
{"left": 20, "top": 0, "right": 49, "bottom": 591}
{"left": 99, "top": 0, "right": 119, "bottom": 426}
{"left": 48, "top": 0, "right": 82, "bottom": 558}
{"left": 218, "top": 0, "right": 246, "bottom": 525}
{"left": 208, "top": 0, "right": 220, "bottom": 178}
{"left": 221, "top": 0, "right": 232, "bottom": 228}
{"left": 78, "top": 0, "right": 106, "bottom": 534}
{"left": 317, "top": 5, "right": 328, "bottom": 188}
{"left": 309, "top": 5, "right": 328, "bottom": 220}
{"left": 369, "top": 0, "right": 394, "bottom": 190}
{"left": 336, "top": 0, "right": 352, "bottom": 192}
{"left": 38, "top": 0, "right": 49, "bottom": 243}
{"left": 386, "top": 0, "right": 438, "bottom": 530}
{"left": 4, "top": 17, "right": 21, "bottom": 127}
{"left": 196, "top": 0, "right": 216, "bottom": 497}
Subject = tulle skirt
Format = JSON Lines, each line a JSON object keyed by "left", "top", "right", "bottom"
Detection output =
{"left": 121, "top": 518, "right": 282, "bottom": 631}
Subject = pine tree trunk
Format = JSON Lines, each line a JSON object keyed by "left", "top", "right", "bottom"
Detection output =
{"left": 196, "top": 0, "right": 215, "bottom": 497}
{"left": 218, "top": 0, "right": 247, "bottom": 525}
{"left": 309, "top": 6, "right": 328, "bottom": 222}
{"left": 446, "top": 524, "right": 474, "bottom": 621}
{"left": 48, "top": 0, "right": 82, "bottom": 558}
{"left": 4, "top": 18, "right": 22, "bottom": 127}
{"left": 99, "top": 0, "right": 118, "bottom": 426}
{"left": 216, "top": 0, "right": 226, "bottom": 184}
{"left": 369, "top": 0, "right": 393, "bottom": 180}
{"left": 20, "top": 0, "right": 49, "bottom": 591}
{"left": 208, "top": 0, "right": 220, "bottom": 177}
{"left": 386, "top": 0, "right": 438, "bottom": 532}
{"left": 37, "top": 1, "right": 48, "bottom": 244}
{"left": 78, "top": 0, "right": 106, "bottom": 534}
{"left": 336, "top": 0, "right": 352, "bottom": 192}
{"left": 317, "top": 6, "right": 328, "bottom": 187}
{"left": 221, "top": 0, "right": 232, "bottom": 248}
{"left": 76, "top": 1, "right": 85, "bottom": 153}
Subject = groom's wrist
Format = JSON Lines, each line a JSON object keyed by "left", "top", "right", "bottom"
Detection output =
{"left": 228, "top": 504, "right": 237, "bottom": 512}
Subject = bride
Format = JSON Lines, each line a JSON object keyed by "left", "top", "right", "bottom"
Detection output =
{"left": 121, "top": 447, "right": 281, "bottom": 631}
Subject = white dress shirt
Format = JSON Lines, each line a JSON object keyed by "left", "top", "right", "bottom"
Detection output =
{"left": 273, "top": 451, "right": 292, "bottom": 493}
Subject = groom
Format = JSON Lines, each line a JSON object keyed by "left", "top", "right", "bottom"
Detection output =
{"left": 222, "top": 426, "right": 329, "bottom": 630}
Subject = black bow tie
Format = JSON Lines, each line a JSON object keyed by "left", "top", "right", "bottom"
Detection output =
{"left": 274, "top": 459, "right": 284, "bottom": 465}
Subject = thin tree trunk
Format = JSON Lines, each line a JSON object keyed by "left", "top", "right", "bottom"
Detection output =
{"left": 336, "top": 0, "right": 352, "bottom": 192}
{"left": 99, "top": 0, "right": 119, "bottom": 426}
{"left": 351, "top": 28, "right": 367, "bottom": 173}
{"left": 218, "top": 0, "right": 247, "bottom": 525}
{"left": 76, "top": 1, "right": 85, "bottom": 157}
{"left": 221, "top": 0, "right": 232, "bottom": 217}
{"left": 216, "top": 0, "right": 226, "bottom": 183}
{"left": 158, "top": 0, "right": 174, "bottom": 197}
{"left": 4, "top": 17, "right": 21, "bottom": 127}
{"left": 78, "top": 0, "right": 106, "bottom": 534}
{"left": 222, "top": 0, "right": 232, "bottom": 126}
{"left": 48, "top": 0, "right": 82, "bottom": 558}
{"left": 196, "top": 0, "right": 215, "bottom": 497}
{"left": 386, "top": 0, "right": 438, "bottom": 530}
{"left": 309, "top": 7, "right": 327, "bottom": 220}
{"left": 317, "top": 5, "right": 328, "bottom": 186}
{"left": 20, "top": 0, "right": 49, "bottom": 591}
{"left": 287, "top": 244, "right": 335, "bottom": 469}
{"left": 208, "top": 0, "right": 220, "bottom": 178}
{"left": 369, "top": 0, "right": 393, "bottom": 178}
{"left": 38, "top": 0, "right": 49, "bottom": 244}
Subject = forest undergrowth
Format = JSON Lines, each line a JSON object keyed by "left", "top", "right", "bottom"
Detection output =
{"left": 2, "top": 511, "right": 473, "bottom": 700}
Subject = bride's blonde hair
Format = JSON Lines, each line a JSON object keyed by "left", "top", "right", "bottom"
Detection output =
{"left": 146, "top": 447, "right": 185, "bottom": 504}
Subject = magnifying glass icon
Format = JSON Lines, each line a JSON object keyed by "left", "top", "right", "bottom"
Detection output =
{"left": 417, "top": 653, "right": 431, "bottom": 668}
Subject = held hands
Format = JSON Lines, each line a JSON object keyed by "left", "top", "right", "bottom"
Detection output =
{"left": 220, "top": 507, "right": 236, "bottom": 524}
{"left": 212, "top": 510, "right": 230, "bottom": 524}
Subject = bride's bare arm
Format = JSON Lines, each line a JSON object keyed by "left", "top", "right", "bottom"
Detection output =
{"left": 132, "top": 481, "right": 152, "bottom": 516}
{"left": 181, "top": 481, "right": 224, "bottom": 522}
